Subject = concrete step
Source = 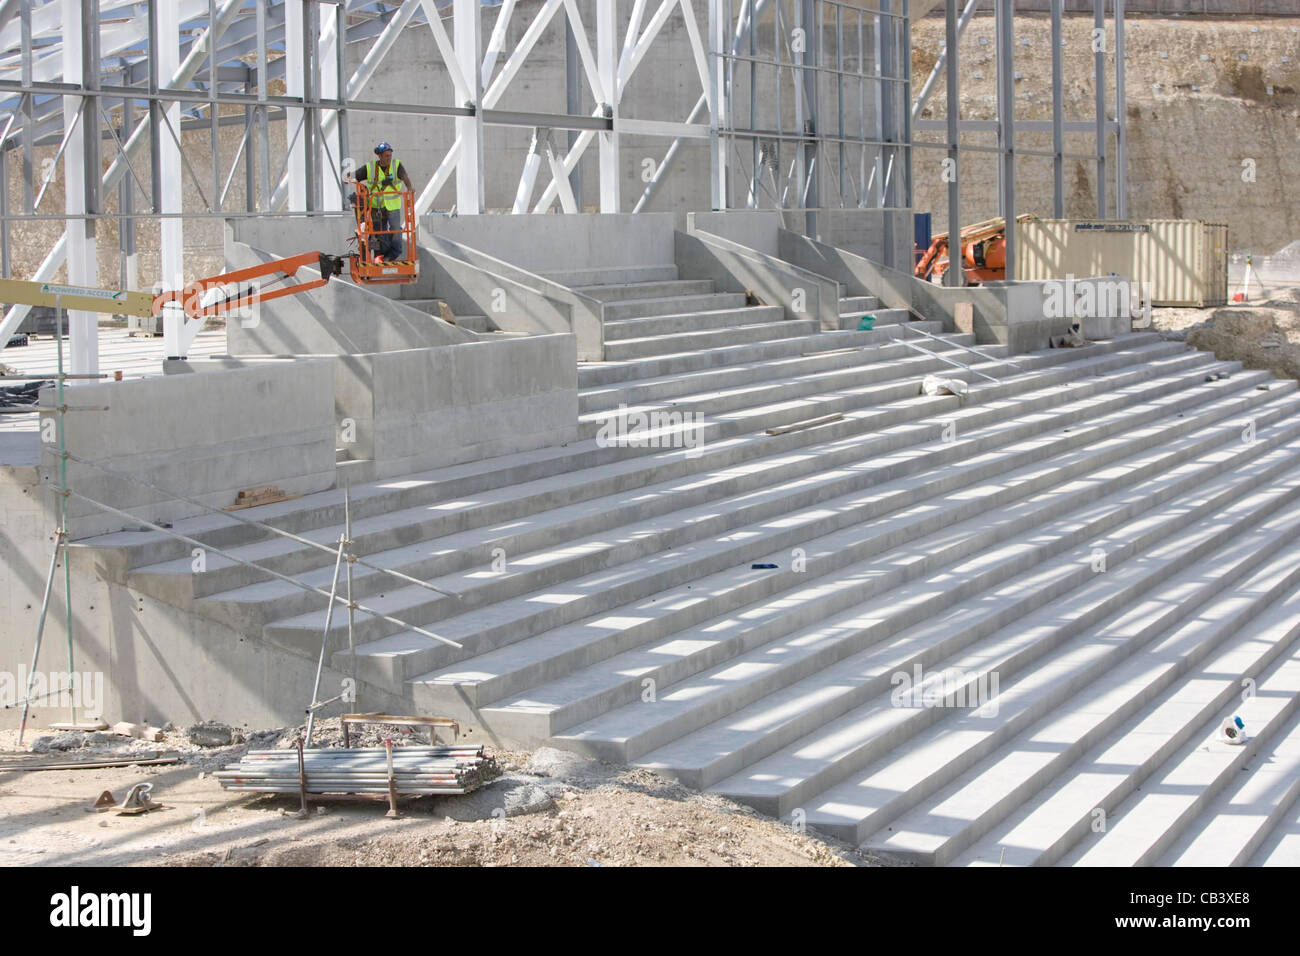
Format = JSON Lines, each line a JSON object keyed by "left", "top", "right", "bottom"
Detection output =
{"left": 577, "top": 338, "right": 1019, "bottom": 440}
{"left": 344, "top": 345, "right": 1203, "bottom": 694}
{"left": 834, "top": 308, "right": 912, "bottom": 331}
{"left": 578, "top": 322, "right": 956, "bottom": 390}
{"left": 603, "top": 319, "right": 821, "bottom": 361}
{"left": 543, "top": 264, "right": 679, "bottom": 288}
{"left": 574, "top": 279, "right": 716, "bottom": 302}
{"left": 1063, "top": 646, "right": 1300, "bottom": 867}
{"left": 183, "top": 345, "right": 1020, "bottom": 624}
{"left": 856, "top": 500, "right": 1300, "bottom": 865}
{"left": 129, "top": 335, "right": 1135, "bottom": 608}
{"left": 467, "top": 377, "right": 1292, "bottom": 746}
{"left": 578, "top": 323, "right": 950, "bottom": 414}
{"left": 603, "top": 305, "right": 785, "bottom": 341}
{"left": 839, "top": 296, "right": 880, "bottom": 314}
{"left": 680, "top": 430, "right": 1300, "bottom": 817}
{"left": 821, "top": 470, "right": 1300, "bottom": 858}
{"left": 90, "top": 333, "right": 1167, "bottom": 579}
{"left": 1250, "top": 783, "right": 1300, "bottom": 865}
{"left": 556, "top": 394, "right": 1300, "bottom": 783}
{"left": 1161, "top": 704, "right": 1300, "bottom": 867}
{"left": 602, "top": 292, "right": 748, "bottom": 322}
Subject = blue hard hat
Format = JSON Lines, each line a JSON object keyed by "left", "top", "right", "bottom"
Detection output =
{"left": 374, "top": 141, "right": 393, "bottom": 155}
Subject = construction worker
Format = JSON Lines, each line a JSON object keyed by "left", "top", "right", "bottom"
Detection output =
{"left": 363, "top": 141, "right": 414, "bottom": 261}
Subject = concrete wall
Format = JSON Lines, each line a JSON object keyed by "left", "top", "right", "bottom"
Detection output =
{"left": 690, "top": 208, "right": 914, "bottom": 272}
{"left": 0, "top": 461, "right": 407, "bottom": 730}
{"left": 42, "top": 360, "right": 338, "bottom": 540}
{"left": 358, "top": 335, "right": 578, "bottom": 480}
{"left": 168, "top": 335, "right": 579, "bottom": 482}
{"left": 422, "top": 213, "right": 677, "bottom": 284}
{"left": 689, "top": 211, "right": 783, "bottom": 257}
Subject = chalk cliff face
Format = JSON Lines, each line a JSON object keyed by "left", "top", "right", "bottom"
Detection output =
{"left": 910, "top": 15, "right": 1300, "bottom": 256}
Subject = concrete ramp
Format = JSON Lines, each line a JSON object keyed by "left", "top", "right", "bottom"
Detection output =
{"left": 223, "top": 241, "right": 476, "bottom": 356}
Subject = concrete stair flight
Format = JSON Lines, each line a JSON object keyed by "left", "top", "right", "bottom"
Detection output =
{"left": 77, "top": 261, "right": 1300, "bottom": 865}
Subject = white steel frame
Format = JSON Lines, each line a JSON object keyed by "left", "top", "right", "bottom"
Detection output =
{"left": 1, "top": 0, "right": 1127, "bottom": 364}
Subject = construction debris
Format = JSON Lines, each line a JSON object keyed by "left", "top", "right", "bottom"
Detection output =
{"left": 187, "top": 721, "right": 242, "bottom": 748}
{"left": 115, "top": 782, "right": 164, "bottom": 815}
{"left": 225, "top": 485, "right": 300, "bottom": 511}
{"left": 111, "top": 721, "right": 164, "bottom": 742}
{"left": 921, "top": 374, "right": 970, "bottom": 398}
{"left": 765, "top": 413, "right": 845, "bottom": 436}
{"left": 0, "top": 750, "right": 183, "bottom": 772}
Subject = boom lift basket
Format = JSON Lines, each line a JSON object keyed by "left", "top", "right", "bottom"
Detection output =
{"left": 350, "top": 180, "right": 418, "bottom": 285}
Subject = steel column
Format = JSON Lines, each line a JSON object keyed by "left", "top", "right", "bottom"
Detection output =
{"left": 996, "top": 0, "right": 1015, "bottom": 280}
{"left": 19, "top": 0, "right": 33, "bottom": 213}
{"left": 1094, "top": 0, "right": 1106, "bottom": 218}
{"left": 63, "top": 0, "right": 97, "bottom": 377}
{"left": 945, "top": 0, "right": 962, "bottom": 286}
{"left": 455, "top": 0, "right": 485, "bottom": 214}
{"left": 120, "top": 94, "right": 137, "bottom": 291}
{"left": 1114, "top": 0, "right": 1127, "bottom": 219}
{"left": 1051, "top": 0, "right": 1064, "bottom": 217}
{"left": 157, "top": 0, "right": 186, "bottom": 357}
{"left": 596, "top": 0, "right": 619, "bottom": 212}
{"left": 285, "top": 0, "right": 308, "bottom": 211}
{"left": 256, "top": 0, "right": 271, "bottom": 211}
{"left": 565, "top": 14, "right": 583, "bottom": 209}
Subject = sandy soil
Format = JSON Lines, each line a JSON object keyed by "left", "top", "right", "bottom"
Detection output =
{"left": 0, "top": 722, "right": 869, "bottom": 868}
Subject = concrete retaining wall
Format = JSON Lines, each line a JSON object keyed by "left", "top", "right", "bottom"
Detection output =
{"left": 168, "top": 335, "right": 579, "bottom": 482}
{"left": 43, "top": 361, "right": 338, "bottom": 540}
{"left": 341, "top": 335, "right": 578, "bottom": 479}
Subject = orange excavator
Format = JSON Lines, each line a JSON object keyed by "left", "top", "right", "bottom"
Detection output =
{"left": 151, "top": 180, "right": 418, "bottom": 320}
{"left": 914, "top": 214, "right": 1033, "bottom": 285}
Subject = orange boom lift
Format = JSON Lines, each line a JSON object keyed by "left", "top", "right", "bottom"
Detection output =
{"left": 150, "top": 179, "right": 418, "bottom": 320}
{"left": 915, "top": 214, "right": 1033, "bottom": 285}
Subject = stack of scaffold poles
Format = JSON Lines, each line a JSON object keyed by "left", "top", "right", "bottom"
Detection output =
{"left": 215, "top": 742, "right": 499, "bottom": 797}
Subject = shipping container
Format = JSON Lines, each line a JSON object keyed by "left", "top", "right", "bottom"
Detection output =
{"left": 1014, "top": 219, "right": 1229, "bottom": 308}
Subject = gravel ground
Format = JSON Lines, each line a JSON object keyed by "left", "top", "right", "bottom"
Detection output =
{"left": 0, "top": 723, "right": 872, "bottom": 868}
{"left": 1150, "top": 285, "right": 1300, "bottom": 384}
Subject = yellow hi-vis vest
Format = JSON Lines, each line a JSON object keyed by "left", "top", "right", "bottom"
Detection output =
{"left": 364, "top": 158, "right": 404, "bottom": 211}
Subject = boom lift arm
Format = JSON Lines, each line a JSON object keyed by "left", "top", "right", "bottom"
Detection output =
{"left": 0, "top": 180, "right": 418, "bottom": 324}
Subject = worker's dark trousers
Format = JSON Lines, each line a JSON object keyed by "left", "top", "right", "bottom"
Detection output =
{"left": 373, "top": 207, "right": 404, "bottom": 260}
